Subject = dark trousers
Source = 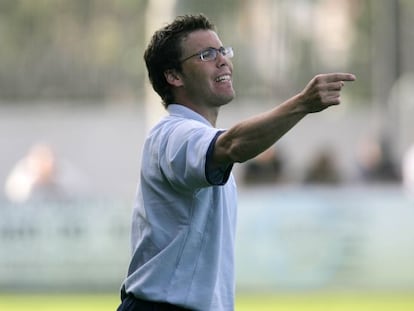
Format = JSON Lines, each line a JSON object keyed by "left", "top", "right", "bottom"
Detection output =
{"left": 117, "top": 287, "right": 191, "bottom": 311}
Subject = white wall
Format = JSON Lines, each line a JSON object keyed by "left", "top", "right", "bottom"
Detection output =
{"left": 0, "top": 99, "right": 397, "bottom": 203}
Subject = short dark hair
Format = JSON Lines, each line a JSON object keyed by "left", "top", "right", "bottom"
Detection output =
{"left": 144, "top": 14, "right": 216, "bottom": 107}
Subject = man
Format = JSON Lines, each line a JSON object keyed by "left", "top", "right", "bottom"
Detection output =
{"left": 118, "top": 14, "right": 355, "bottom": 311}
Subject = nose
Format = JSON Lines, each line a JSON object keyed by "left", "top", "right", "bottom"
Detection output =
{"left": 216, "top": 52, "right": 231, "bottom": 68}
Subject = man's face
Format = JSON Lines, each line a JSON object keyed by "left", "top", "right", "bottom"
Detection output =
{"left": 178, "top": 30, "right": 235, "bottom": 107}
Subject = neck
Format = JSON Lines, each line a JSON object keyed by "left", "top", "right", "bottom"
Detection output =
{"left": 177, "top": 101, "right": 220, "bottom": 127}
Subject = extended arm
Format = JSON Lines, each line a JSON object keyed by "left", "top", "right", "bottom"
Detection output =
{"left": 213, "top": 73, "right": 356, "bottom": 166}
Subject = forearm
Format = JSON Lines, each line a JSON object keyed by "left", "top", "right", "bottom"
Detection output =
{"left": 215, "top": 93, "right": 307, "bottom": 164}
{"left": 214, "top": 73, "right": 356, "bottom": 166}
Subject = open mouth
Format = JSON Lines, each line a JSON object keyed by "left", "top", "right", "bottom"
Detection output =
{"left": 215, "top": 74, "right": 231, "bottom": 83}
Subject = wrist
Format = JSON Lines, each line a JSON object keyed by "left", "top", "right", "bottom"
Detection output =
{"left": 284, "top": 92, "right": 309, "bottom": 116}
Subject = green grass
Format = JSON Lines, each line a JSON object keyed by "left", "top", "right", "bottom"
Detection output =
{"left": 236, "top": 292, "right": 414, "bottom": 311}
{"left": 0, "top": 293, "right": 119, "bottom": 311}
{"left": 1, "top": 292, "right": 414, "bottom": 310}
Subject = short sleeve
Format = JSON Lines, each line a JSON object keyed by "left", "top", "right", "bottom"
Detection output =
{"left": 205, "top": 131, "right": 233, "bottom": 185}
{"left": 160, "top": 120, "right": 224, "bottom": 191}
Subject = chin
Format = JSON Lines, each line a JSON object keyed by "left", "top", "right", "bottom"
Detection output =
{"left": 210, "top": 88, "right": 235, "bottom": 106}
{"left": 217, "top": 94, "right": 235, "bottom": 106}
{"left": 225, "top": 91, "right": 236, "bottom": 102}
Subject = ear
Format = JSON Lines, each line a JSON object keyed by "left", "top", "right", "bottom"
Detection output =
{"left": 164, "top": 69, "right": 184, "bottom": 87}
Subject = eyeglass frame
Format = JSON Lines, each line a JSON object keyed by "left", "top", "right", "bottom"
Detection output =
{"left": 180, "top": 46, "right": 234, "bottom": 63}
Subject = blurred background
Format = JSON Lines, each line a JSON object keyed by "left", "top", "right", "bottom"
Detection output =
{"left": 1, "top": 0, "right": 414, "bottom": 307}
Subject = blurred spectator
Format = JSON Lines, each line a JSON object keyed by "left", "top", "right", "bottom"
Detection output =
{"left": 4, "top": 143, "right": 88, "bottom": 204}
{"left": 355, "top": 137, "right": 400, "bottom": 183}
{"left": 5, "top": 143, "right": 62, "bottom": 203}
{"left": 303, "top": 147, "right": 342, "bottom": 185}
{"left": 402, "top": 144, "right": 414, "bottom": 195}
{"left": 243, "top": 147, "right": 285, "bottom": 185}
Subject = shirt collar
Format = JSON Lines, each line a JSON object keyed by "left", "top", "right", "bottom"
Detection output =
{"left": 167, "top": 104, "right": 212, "bottom": 127}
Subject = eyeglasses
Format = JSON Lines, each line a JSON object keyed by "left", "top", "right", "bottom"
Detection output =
{"left": 180, "top": 46, "right": 234, "bottom": 63}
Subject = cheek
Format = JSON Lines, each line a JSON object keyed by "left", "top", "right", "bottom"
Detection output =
{"left": 186, "top": 71, "right": 212, "bottom": 89}
{"left": 182, "top": 65, "right": 216, "bottom": 91}
{"left": 182, "top": 76, "right": 210, "bottom": 97}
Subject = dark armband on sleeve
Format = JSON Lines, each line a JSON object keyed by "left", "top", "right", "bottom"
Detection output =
{"left": 205, "top": 130, "right": 233, "bottom": 185}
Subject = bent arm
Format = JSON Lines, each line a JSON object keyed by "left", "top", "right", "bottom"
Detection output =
{"left": 213, "top": 73, "right": 356, "bottom": 166}
{"left": 214, "top": 93, "right": 306, "bottom": 164}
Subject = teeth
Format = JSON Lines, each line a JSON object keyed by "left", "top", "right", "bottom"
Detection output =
{"left": 215, "top": 75, "right": 231, "bottom": 82}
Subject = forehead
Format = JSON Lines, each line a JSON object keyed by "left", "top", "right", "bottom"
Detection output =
{"left": 181, "top": 30, "right": 222, "bottom": 53}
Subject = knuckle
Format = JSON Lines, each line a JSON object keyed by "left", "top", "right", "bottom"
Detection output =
{"left": 315, "top": 84, "right": 324, "bottom": 92}
{"left": 314, "top": 75, "right": 323, "bottom": 83}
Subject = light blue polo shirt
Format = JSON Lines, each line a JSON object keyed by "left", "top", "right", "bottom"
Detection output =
{"left": 123, "top": 104, "right": 238, "bottom": 311}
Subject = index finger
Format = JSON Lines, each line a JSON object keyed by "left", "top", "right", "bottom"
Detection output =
{"left": 325, "top": 73, "right": 356, "bottom": 82}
